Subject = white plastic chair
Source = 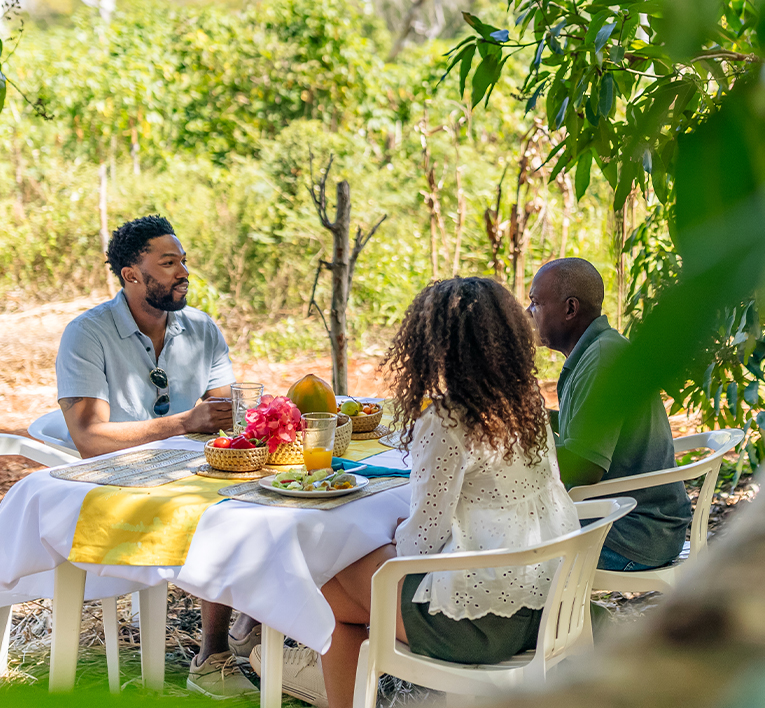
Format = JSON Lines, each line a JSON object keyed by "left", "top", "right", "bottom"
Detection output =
{"left": 568, "top": 428, "right": 744, "bottom": 594}
{"left": 0, "top": 434, "right": 167, "bottom": 693}
{"left": 353, "top": 497, "right": 636, "bottom": 708}
{"left": 27, "top": 409, "right": 81, "bottom": 459}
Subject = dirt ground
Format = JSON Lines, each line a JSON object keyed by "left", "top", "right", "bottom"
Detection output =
{"left": 0, "top": 295, "right": 562, "bottom": 498}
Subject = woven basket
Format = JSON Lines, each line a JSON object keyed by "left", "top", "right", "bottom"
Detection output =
{"left": 349, "top": 407, "right": 384, "bottom": 433}
{"left": 204, "top": 442, "right": 268, "bottom": 472}
{"left": 267, "top": 439, "right": 304, "bottom": 465}
{"left": 334, "top": 414, "right": 352, "bottom": 456}
{"left": 266, "top": 415, "right": 353, "bottom": 464}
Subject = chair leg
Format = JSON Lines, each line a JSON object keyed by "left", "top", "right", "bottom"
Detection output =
{"left": 50, "top": 562, "right": 86, "bottom": 692}
{"left": 0, "top": 605, "right": 11, "bottom": 677}
{"left": 138, "top": 582, "right": 167, "bottom": 692}
{"left": 131, "top": 592, "right": 140, "bottom": 627}
{"left": 260, "top": 624, "right": 285, "bottom": 708}
{"left": 353, "top": 640, "right": 379, "bottom": 708}
{"left": 102, "top": 597, "right": 120, "bottom": 693}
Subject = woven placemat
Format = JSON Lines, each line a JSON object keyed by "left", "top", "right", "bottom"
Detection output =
{"left": 196, "top": 464, "right": 269, "bottom": 481}
{"left": 218, "top": 476, "right": 408, "bottom": 510}
{"left": 184, "top": 431, "right": 235, "bottom": 443}
{"left": 352, "top": 425, "right": 390, "bottom": 441}
{"left": 50, "top": 449, "right": 207, "bottom": 487}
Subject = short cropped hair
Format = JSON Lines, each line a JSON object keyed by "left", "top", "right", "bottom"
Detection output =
{"left": 106, "top": 215, "right": 175, "bottom": 285}
{"left": 539, "top": 257, "right": 604, "bottom": 318}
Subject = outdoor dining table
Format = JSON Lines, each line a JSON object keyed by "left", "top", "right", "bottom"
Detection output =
{"left": 0, "top": 433, "right": 411, "bottom": 707}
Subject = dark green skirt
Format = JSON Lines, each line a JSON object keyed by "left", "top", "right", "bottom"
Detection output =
{"left": 400, "top": 573, "right": 542, "bottom": 665}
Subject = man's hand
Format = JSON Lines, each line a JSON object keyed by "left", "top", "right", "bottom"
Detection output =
{"left": 182, "top": 397, "right": 233, "bottom": 434}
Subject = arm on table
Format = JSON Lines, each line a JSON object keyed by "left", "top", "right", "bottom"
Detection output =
{"left": 60, "top": 390, "right": 233, "bottom": 459}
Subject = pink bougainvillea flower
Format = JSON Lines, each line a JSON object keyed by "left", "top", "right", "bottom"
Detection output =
{"left": 243, "top": 395, "right": 304, "bottom": 452}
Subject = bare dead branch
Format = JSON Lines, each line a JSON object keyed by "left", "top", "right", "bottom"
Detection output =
{"left": 308, "top": 151, "right": 336, "bottom": 229}
{"left": 349, "top": 214, "right": 387, "bottom": 286}
{"left": 307, "top": 258, "right": 333, "bottom": 339}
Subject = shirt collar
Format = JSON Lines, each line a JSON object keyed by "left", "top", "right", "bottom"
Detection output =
{"left": 110, "top": 290, "right": 187, "bottom": 339}
{"left": 561, "top": 314, "right": 611, "bottom": 374}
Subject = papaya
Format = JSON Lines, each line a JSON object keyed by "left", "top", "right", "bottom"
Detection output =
{"left": 287, "top": 374, "right": 337, "bottom": 414}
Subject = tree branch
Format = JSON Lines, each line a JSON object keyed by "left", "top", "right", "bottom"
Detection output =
{"left": 348, "top": 215, "right": 387, "bottom": 286}
{"left": 308, "top": 151, "right": 335, "bottom": 229}
{"left": 307, "top": 258, "right": 333, "bottom": 338}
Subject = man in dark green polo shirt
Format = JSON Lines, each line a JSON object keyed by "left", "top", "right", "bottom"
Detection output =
{"left": 527, "top": 258, "right": 692, "bottom": 570}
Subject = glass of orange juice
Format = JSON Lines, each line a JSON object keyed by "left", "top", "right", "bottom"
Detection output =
{"left": 302, "top": 413, "right": 337, "bottom": 471}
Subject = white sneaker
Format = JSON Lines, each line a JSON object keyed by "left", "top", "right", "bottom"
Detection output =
{"left": 187, "top": 650, "right": 259, "bottom": 699}
{"left": 250, "top": 644, "right": 328, "bottom": 708}
{"left": 229, "top": 623, "right": 263, "bottom": 663}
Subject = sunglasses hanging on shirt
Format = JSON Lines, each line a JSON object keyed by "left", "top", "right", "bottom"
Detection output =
{"left": 149, "top": 367, "right": 170, "bottom": 416}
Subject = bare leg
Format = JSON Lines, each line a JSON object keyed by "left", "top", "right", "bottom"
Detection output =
{"left": 321, "top": 544, "right": 407, "bottom": 708}
{"left": 230, "top": 613, "right": 259, "bottom": 641}
{"left": 199, "top": 601, "right": 233, "bottom": 662}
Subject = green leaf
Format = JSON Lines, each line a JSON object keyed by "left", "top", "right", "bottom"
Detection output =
{"left": 744, "top": 379, "right": 759, "bottom": 406}
{"left": 533, "top": 39, "right": 545, "bottom": 68}
{"left": 614, "top": 160, "right": 636, "bottom": 210}
{"left": 610, "top": 45, "right": 625, "bottom": 63}
{"left": 525, "top": 80, "right": 546, "bottom": 114}
{"left": 585, "top": 94, "right": 600, "bottom": 126}
{"left": 549, "top": 145, "right": 572, "bottom": 182}
{"left": 0, "top": 73, "right": 6, "bottom": 115}
{"left": 600, "top": 157, "right": 618, "bottom": 189}
{"left": 462, "top": 12, "right": 503, "bottom": 41}
{"left": 471, "top": 52, "right": 501, "bottom": 108}
{"left": 584, "top": 10, "right": 614, "bottom": 46}
{"left": 598, "top": 73, "right": 614, "bottom": 116}
{"left": 553, "top": 96, "right": 569, "bottom": 130}
{"left": 594, "top": 22, "right": 617, "bottom": 54}
{"left": 756, "top": 410, "right": 765, "bottom": 429}
{"left": 714, "top": 383, "right": 723, "bottom": 416}
{"left": 458, "top": 44, "right": 476, "bottom": 98}
{"left": 575, "top": 150, "right": 593, "bottom": 201}
{"left": 727, "top": 381, "right": 738, "bottom": 413}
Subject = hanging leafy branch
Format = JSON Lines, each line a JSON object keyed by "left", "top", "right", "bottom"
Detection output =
{"left": 445, "top": 0, "right": 763, "bottom": 210}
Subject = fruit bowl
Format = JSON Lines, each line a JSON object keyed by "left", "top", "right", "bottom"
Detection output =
{"left": 348, "top": 406, "right": 384, "bottom": 433}
{"left": 204, "top": 441, "right": 268, "bottom": 472}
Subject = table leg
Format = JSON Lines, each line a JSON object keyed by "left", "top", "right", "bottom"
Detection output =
{"left": 139, "top": 582, "right": 168, "bottom": 691}
{"left": 260, "top": 624, "right": 284, "bottom": 708}
{"left": 101, "top": 597, "right": 120, "bottom": 693}
{"left": 50, "top": 561, "right": 86, "bottom": 692}
{"left": 0, "top": 605, "right": 11, "bottom": 676}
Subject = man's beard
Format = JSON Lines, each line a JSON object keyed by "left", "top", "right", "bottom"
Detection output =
{"left": 142, "top": 272, "right": 187, "bottom": 312}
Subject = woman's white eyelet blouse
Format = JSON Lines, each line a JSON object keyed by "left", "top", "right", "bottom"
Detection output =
{"left": 395, "top": 405, "right": 580, "bottom": 621}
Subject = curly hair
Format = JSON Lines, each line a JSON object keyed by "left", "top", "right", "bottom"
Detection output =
{"left": 381, "top": 277, "right": 548, "bottom": 464}
{"left": 106, "top": 215, "right": 176, "bottom": 285}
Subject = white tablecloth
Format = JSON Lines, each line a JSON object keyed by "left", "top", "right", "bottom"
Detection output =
{"left": 0, "top": 436, "right": 411, "bottom": 653}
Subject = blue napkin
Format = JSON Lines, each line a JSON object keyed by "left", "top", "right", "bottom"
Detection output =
{"left": 332, "top": 457, "right": 410, "bottom": 478}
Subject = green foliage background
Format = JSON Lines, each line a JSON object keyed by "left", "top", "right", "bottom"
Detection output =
{"left": 0, "top": 0, "right": 618, "bottom": 370}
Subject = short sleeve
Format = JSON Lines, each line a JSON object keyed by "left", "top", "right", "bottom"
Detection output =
{"left": 56, "top": 321, "right": 110, "bottom": 402}
{"left": 560, "top": 352, "right": 622, "bottom": 471}
{"left": 205, "top": 320, "right": 235, "bottom": 392}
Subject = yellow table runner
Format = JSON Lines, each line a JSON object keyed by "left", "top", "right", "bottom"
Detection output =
{"left": 68, "top": 411, "right": 399, "bottom": 566}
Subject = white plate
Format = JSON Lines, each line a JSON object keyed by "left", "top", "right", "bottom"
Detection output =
{"left": 259, "top": 472, "right": 369, "bottom": 498}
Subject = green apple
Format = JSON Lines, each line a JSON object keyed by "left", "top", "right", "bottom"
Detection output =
{"left": 340, "top": 400, "right": 361, "bottom": 416}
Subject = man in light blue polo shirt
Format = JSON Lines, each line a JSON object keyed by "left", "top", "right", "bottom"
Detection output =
{"left": 56, "top": 215, "right": 259, "bottom": 698}
{"left": 527, "top": 258, "right": 692, "bottom": 571}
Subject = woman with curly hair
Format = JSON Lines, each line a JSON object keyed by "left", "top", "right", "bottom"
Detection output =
{"left": 318, "top": 277, "right": 579, "bottom": 708}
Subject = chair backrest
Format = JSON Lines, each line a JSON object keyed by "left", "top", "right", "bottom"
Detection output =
{"left": 0, "top": 434, "right": 78, "bottom": 468}
{"left": 568, "top": 429, "right": 744, "bottom": 562}
{"left": 368, "top": 497, "right": 636, "bottom": 689}
{"left": 27, "top": 409, "right": 81, "bottom": 459}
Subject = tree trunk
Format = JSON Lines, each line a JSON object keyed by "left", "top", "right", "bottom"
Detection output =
{"left": 560, "top": 173, "right": 573, "bottom": 258}
{"left": 99, "top": 162, "right": 116, "bottom": 297}
{"left": 329, "top": 182, "right": 352, "bottom": 395}
{"left": 614, "top": 207, "right": 627, "bottom": 330}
